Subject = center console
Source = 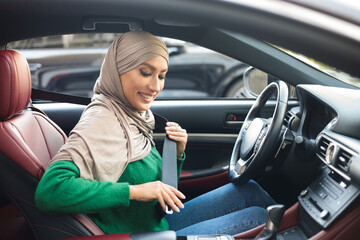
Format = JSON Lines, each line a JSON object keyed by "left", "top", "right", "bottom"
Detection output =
{"left": 275, "top": 166, "right": 360, "bottom": 240}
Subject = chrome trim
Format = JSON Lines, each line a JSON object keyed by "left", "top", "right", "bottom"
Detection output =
{"left": 320, "top": 133, "right": 358, "bottom": 159}
{"left": 316, "top": 154, "right": 351, "bottom": 182}
{"left": 316, "top": 133, "right": 358, "bottom": 182}
{"left": 225, "top": 120, "right": 244, "bottom": 125}
{"left": 274, "top": 128, "right": 288, "bottom": 158}
{"left": 325, "top": 142, "right": 339, "bottom": 165}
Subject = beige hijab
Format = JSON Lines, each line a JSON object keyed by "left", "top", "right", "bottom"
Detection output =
{"left": 50, "top": 31, "right": 169, "bottom": 182}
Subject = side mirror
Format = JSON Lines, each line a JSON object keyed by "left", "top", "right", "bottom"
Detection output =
{"left": 243, "top": 67, "right": 269, "bottom": 97}
{"left": 244, "top": 67, "right": 297, "bottom": 99}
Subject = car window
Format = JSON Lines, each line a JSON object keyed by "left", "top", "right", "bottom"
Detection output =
{"left": 8, "top": 33, "right": 295, "bottom": 100}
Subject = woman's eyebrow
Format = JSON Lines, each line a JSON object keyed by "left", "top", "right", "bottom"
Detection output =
{"left": 141, "top": 63, "right": 167, "bottom": 72}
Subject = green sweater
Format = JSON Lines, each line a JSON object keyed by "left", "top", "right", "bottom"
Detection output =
{"left": 35, "top": 147, "right": 185, "bottom": 234}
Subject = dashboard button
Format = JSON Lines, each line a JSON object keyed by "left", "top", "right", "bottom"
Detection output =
{"left": 319, "top": 191, "right": 327, "bottom": 199}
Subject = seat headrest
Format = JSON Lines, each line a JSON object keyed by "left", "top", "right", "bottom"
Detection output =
{"left": 0, "top": 50, "right": 31, "bottom": 121}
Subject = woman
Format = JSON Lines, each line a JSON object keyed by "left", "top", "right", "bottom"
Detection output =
{"left": 35, "top": 31, "right": 275, "bottom": 235}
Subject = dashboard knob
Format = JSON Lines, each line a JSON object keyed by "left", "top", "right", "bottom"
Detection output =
{"left": 300, "top": 189, "right": 308, "bottom": 197}
{"left": 295, "top": 135, "right": 304, "bottom": 144}
{"left": 295, "top": 136, "right": 315, "bottom": 158}
{"left": 295, "top": 136, "right": 306, "bottom": 151}
{"left": 320, "top": 210, "right": 330, "bottom": 219}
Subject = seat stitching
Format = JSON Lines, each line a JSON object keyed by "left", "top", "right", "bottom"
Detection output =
{"left": 33, "top": 112, "right": 67, "bottom": 143}
{"left": 33, "top": 115, "right": 52, "bottom": 162}
{"left": 0, "top": 53, "right": 14, "bottom": 119}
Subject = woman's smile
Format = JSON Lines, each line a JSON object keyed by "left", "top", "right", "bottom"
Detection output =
{"left": 139, "top": 92, "right": 154, "bottom": 101}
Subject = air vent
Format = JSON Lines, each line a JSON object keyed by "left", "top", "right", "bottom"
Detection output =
{"left": 283, "top": 111, "right": 293, "bottom": 127}
{"left": 336, "top": 149, "right": 353, "bottom": 173}
{"left": 318, "top": 137, "right": 330, "bottom": 159}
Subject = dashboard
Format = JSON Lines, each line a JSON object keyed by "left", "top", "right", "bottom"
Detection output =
{"left": 303, "top": 98, "right": 337, "bottom": 140}
{"left": 281, "top": 84, "right": 360, "bottom": 238}
{"left": 296, "top": 85, "right": 360, "bottom": 183}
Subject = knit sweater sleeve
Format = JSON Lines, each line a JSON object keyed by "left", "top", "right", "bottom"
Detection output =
{"left": 35, "top": 160, "right": 130, "bottom": 214}
{"left": 177, "top": 152, "right": 186, "bottom": 181}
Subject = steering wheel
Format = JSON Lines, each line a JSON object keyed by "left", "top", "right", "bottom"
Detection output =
{"left": 229, "top": 80, "right": 289, "bottom": 184}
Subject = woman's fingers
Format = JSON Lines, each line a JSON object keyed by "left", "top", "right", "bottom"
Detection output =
{"left": 162, "top": 189, "right": 180, "bottom": 212}
{"left": 157, "top": 181, "right": 186, "bottom": 212}
{"left": 161, "top": 184, "right": 185, "bottom": 212}
{"left": 166, "top": 131, "right": 187, "bottom": 139}
{"left": 163, "top": 184, "right": 185, "bottom": 204}
{"left": 165, "top": 122, "right": 188, "bottom": 158}
{"left": 173, "top": 187, "right": 186, "bottom": 200}
{"left": 156, "top": 191, "right": 167, "bottom": 212}
{"left": 166, "top": 126, "right": 186, "bottom": 134}
{"left": 130, "top": 181, "right": 186, "bottom": 212}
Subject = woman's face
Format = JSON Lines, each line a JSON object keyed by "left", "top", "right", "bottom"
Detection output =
{"left": 121, "top": 56, "right": 168, "bottom": 111}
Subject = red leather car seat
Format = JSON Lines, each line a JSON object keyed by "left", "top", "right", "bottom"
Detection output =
{"left": 0, "top": 50, "right": 104, "bottom": 239}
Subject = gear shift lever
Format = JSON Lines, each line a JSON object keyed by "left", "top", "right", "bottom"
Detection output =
{"left": 255, "top": 204, "right": 285, "bottom": 240}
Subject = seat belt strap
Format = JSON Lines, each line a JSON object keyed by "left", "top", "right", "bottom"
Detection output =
{"left": 150, "top": 112, "right": 178, "bottom": 214}
{"left": 163, "top": 136, "right": 178, "bottom": 214}
{"left": 162, "top": 136, "right": 178, "bottom": 190}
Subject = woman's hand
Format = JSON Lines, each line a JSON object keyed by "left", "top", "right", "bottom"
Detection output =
{"left": 129, "top": 181, "right": 186, "bottom": 212}
{"left": 165, "top": 122, "right": 188, "bottom": 158}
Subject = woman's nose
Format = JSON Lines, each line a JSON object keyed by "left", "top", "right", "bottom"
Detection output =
{"left": 149, "top": 76, "right": 162, "bottom": 92}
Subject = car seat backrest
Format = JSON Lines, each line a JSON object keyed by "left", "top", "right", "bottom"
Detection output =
{"left": 0, "top": 50, "right": 104, "bottom": 240}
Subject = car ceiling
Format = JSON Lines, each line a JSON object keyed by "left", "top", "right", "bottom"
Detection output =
{"left": 1, "top": 0, "right": 360, "bottom": 79}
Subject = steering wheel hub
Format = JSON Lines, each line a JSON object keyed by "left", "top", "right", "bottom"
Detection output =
{"left": 240, "top": 118, "right": 264, "bottom": 159}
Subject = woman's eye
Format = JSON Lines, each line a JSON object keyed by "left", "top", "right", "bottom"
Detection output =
{"left": 140, "top": 69, "right": 151, "bottom": 77}
{"left": 159, "top": 75, "right": 166, "bottom": 80}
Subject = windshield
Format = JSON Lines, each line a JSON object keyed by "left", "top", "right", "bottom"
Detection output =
{"left": 277, "top": 47, "right": 360, "bottom": 88}
{"left": 222, "top": 29, "right": 360, "bottom": 88}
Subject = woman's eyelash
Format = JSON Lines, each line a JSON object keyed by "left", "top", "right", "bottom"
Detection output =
{"left": 140, "top": 69, "right": 166, "bottom": 80}
{"left": 140, "top": 69, "right": 151, "bottom": 77}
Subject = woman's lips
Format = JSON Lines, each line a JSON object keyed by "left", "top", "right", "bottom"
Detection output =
{"left": 139, "top": 92, "right": 154, "bottom": 102}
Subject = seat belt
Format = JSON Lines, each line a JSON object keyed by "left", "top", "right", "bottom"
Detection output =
{"left": 153, "top": 114, "right": 178, "bottom": 214}
{"left": 31, "top": 88, "right": 178, "bottom": 214}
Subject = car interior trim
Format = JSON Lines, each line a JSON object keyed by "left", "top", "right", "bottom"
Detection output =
{"left": 82, "top": 17, "right": 143, "bottom": 31}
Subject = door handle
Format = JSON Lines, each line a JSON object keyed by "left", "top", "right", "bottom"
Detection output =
{"left": 225, "top": 114, "right": 243, "bottom": 127}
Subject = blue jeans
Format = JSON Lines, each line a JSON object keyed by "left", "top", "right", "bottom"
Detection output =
{"left": 165, "top": 180, "right": 276, "bottom": 235}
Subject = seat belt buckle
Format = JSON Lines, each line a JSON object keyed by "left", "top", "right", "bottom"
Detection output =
{"left": 166, "top": 205, "right": 173, "bottom": 214}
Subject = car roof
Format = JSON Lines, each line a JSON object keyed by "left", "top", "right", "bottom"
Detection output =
{"left": 1, "top": 0, "right": 359, "bottom": 78}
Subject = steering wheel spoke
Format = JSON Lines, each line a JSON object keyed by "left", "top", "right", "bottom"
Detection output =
{"left": 235, "top": 158, "right": 250, "bottom": 174}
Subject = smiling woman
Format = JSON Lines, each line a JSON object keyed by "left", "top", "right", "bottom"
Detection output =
{"left": 35, "top": 31, "right": 187, "bottom": 234}
{"left": 34, "top": 30, "right": 276, "bottom": 236}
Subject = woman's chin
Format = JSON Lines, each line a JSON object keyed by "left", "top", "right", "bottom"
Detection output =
{"left": 134, "top": 102, "right": 152, "bottom": 112}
